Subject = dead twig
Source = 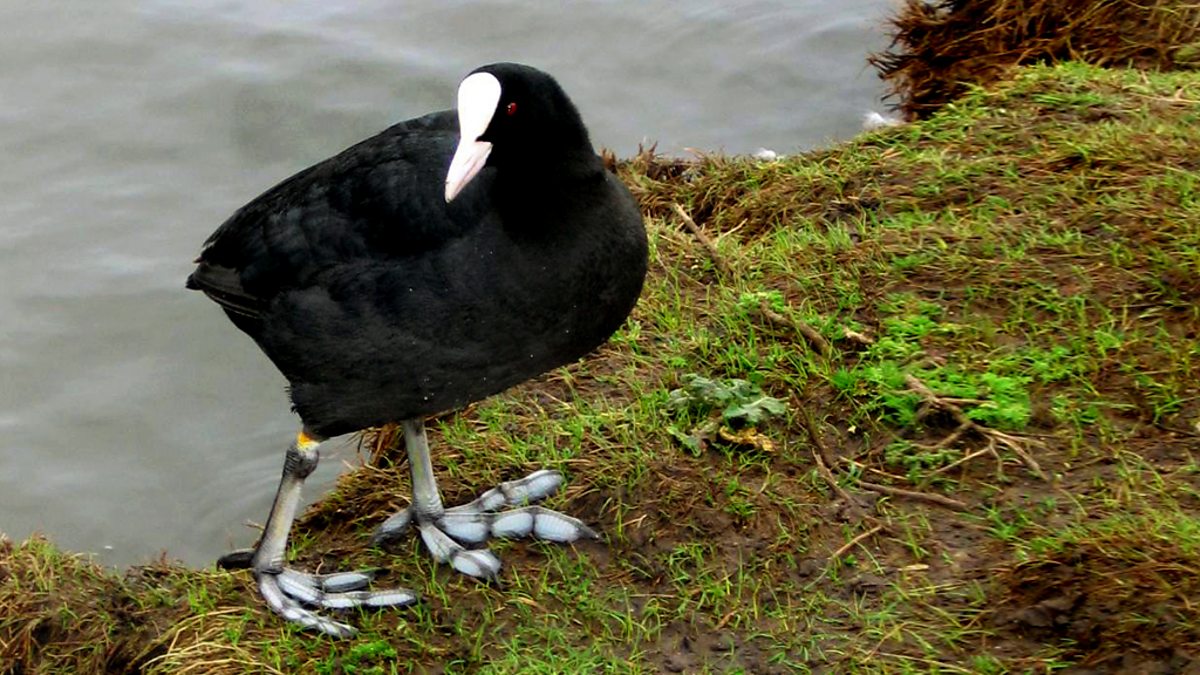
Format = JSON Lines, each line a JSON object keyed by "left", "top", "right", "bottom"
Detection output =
{"left": 923, "top": 445, "right": 993, "bottom": 481}
{"left": 842, "top": 328, "right": 874, "bottom": 346}
{"left": 672, "top": 203, "right": 733, "bottom": 277}
{"left": 915, "top": 421, "right": 971, "bottom": 453}
{"left": 802, "top": 413, "right": 869, "bottom": 518}
{"left": 812, "top": 449, "right": 869, "bottom": 519}
{"left": 801, "top": 410, "right": 873, "bottom": 519}
{"left": 857, "top": 480, "right": 970, "bottom": 511}
{"left": 830, "top": 524, "right": 886, "bottom": 561}
{"left": 673, "top": 202, "right": 832, "bottom": 358}
{"left": 758, "top": 301, "right": 832, "bottom": 357}
{"left": 799, "top": 409, "right": 838, "bottom": 471}
{"left": 904, "top": 374, "right": 1049, "bottom": 481}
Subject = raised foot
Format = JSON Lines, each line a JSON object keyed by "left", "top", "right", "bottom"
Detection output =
{"left": 371, "top": 469, "right": 598, "bottom": 580}
{"left": 255, "top": 567, "right": 417, "bottom": 638}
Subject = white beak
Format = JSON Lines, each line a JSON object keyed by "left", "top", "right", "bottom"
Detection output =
{"left": 444, "top": 138, "right": 492, "bottom": 203}
{"left": 445, "top": 72, "right": 502, "bottom": 202}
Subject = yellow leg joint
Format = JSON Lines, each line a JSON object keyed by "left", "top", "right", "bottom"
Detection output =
{"left": 296, "top": 430, "right": 321, "bottom": 451}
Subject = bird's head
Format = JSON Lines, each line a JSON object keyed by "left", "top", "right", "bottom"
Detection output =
{"left": 444, "top": 63, "right": 590, "bottom": 202}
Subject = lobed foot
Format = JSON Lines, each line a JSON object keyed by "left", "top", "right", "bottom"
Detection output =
{"left": 255, "top": 567, "right": 417, "bottom": 638}
{"left": 372, "top": 469, "right": 598, "bottom": 580}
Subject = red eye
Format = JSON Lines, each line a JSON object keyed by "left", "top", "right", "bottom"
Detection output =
{"left": 506, "top": 102, "right": 517, "bottom": 116}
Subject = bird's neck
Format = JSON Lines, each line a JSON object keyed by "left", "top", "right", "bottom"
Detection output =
{"left": 493, "top": 148, "right": 605, "bottom": 228}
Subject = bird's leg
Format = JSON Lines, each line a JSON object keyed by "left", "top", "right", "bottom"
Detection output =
{"left": 372, "top": 419, "right": 598, "bottom": 580}
{"left": 227, "top": 431, "right": 416, "bottom": 637}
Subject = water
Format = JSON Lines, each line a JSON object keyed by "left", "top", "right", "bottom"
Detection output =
{"left": 0, "top": 1, "right": 892, "bottom": 566}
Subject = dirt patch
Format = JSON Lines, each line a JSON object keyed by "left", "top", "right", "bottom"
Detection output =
{"left": 989, "top": 521, "right": 1200, "bottom": 671}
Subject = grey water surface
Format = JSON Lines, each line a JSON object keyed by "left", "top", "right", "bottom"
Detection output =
{"left": 0, "top": 1, "right": 893, "bottom": 566}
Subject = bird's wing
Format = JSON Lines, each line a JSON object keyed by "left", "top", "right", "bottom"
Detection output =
{"left": 187, "top": 110, "right": 486, "bottom": 318}
{"left": 186, "top": 259, "right": 263, "bottom": 318}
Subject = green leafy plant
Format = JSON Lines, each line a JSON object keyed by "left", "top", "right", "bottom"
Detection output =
{"left": 833, "top": 306, "right": 1035, "bottom": 433}
{"left": 667, "top": 374, "right": 788, "bottom": 455}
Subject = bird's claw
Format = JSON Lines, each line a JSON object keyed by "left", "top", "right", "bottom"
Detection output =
{"left": 216, "top": 547, "right": 256, "bottom": 570}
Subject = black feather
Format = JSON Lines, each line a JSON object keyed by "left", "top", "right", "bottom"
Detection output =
{"left": 188, "top": 64, "right": 647, "bottom": 438}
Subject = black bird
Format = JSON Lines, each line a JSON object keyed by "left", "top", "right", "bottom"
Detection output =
{"left": 187, "top": 63, "right": 648, "bottom": 636}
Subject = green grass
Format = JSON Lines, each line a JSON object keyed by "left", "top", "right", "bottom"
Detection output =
{"left": 3, "top": 62, "right": 1200, "bottom": 673}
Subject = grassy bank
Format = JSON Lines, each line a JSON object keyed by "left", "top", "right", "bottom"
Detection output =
{"left": 3, "top": 62, "right": 1199, "bottom": 673}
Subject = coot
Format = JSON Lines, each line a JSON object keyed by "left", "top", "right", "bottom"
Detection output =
{"left": 188, "top": 63, "right": 647, "bottom": 636}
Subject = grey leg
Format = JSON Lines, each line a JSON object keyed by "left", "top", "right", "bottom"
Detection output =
{"left": 238, "top": 431, "right": 417, "bottom": 637}
{"left": 372, "top": 419, "right": 598, "bottom": 580}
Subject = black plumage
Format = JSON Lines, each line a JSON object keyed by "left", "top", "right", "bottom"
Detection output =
{"left": 188, "top": 63, "right": 648, "bottom": 438}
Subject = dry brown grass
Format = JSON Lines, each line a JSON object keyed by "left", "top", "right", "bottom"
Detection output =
{"left": 1, "top": 537, "right": 167, "bottom": 673}
{"left": 618, "top": 148, "right": 838, "bottom": 239}
{"left": 870, "top": 0, "right": 1200, "bottom": 118}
